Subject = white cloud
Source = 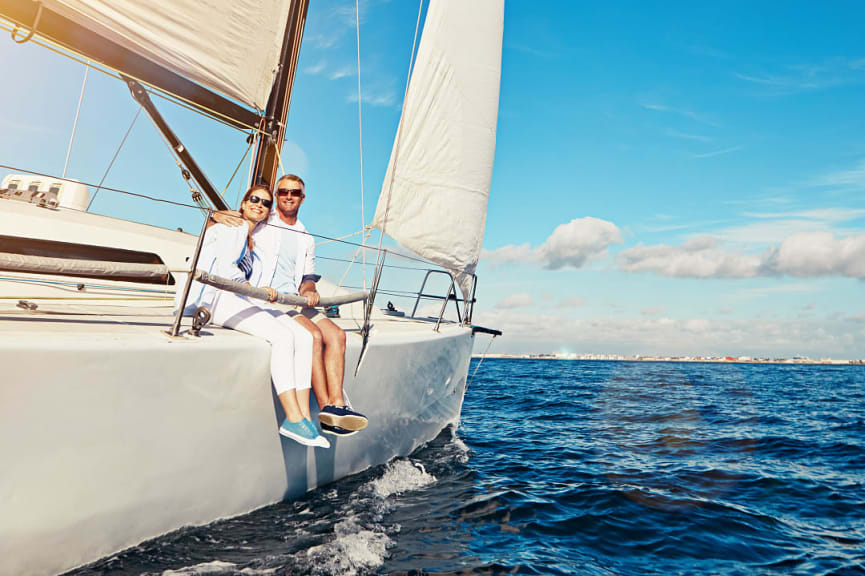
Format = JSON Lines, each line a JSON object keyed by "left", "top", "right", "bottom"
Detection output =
{"left": 639, "top": 101, "right": 720, "bottom": 127}
{"left": 472, "top": 309, "right": 865, "bottom": 359}
{"left": 664, "top": 129, "right": 712, "bottom": 143}
{"left": 641, "top": 306, "right": 664, "bottom": 316}
{"left": 618, "top": 236, "right": 761, "bottom": 278}
{"left": 305, "top": 33, "right": 340, "bottom": 50}
{"left": 331, "top": 1, "right": 370, "bottom": 27}
{"left": 495, "top": 293, "right": 535, "bottom": 309}
{"left": 744, "top": 208, "right": 865, "bottom": 222}
{"left": 763, "top": 232, "right": 865, "bottom": 278}
{"left": 734, "top": 59, "right": 865, "bottom": 95}
{"left": 303, "top": 61, "right": 327, "bottom": 75}
{"left": 809, "top": 159, "right": 865, "bottom": 189}
{"left": 696, "top": 204, "right": 865, "bottom": 248}
{"left": 715, "top": 219, "right": 829, "bottom": 245}
{"left": 347, "top": 89, "right": 396, "bottom": 107}
{"left": 691, "top": 145, "right": 742, "bottom": 159}
{"left": 329, "top": 66, "right": 355, "bottom": 80}
{"left": 618, "top": 232, "right": 865, "bottom": 279}
{"left": 558, "top": 296, "right": 585, "bottom": 308}
{"left": 484, "top": 217, "right": 622, "bottom": 270}
{"left": 733, "top": 283, "right": 818, "bottom": 299}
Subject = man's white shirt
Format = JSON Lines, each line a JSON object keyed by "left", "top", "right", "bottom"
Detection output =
{"left": 252, "top": 211, "right": 316, "bottom": 295}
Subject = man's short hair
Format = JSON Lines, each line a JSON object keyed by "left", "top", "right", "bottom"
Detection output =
{"left": 276, "top": 174, "right": 305, "bottom": 189}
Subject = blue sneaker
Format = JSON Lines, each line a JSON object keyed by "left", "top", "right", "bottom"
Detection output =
{"left": 279, "top": 418, "right": 330, "bottom": 448}
{"left": 319, "top": 404, "right": 368, "bottom": 431}
{"left": 302, "top": 419, "right": 331, "bottom": 448}
{"left": 321, "top": 422, "right": 359, "bottom": 437}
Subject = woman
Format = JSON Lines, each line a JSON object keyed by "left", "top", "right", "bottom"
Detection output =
{"left": 177, "top": 184, "right": 328, "bottom": 448}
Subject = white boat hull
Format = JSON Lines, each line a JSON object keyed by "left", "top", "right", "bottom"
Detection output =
{"left": 0, "top": 310, "right": 472, "bottom": 576}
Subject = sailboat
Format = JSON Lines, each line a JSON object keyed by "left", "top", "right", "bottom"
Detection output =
{"left": 0, "top": 1, "right": 503, "bottom": 575}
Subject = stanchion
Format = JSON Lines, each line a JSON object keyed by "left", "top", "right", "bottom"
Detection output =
{"left": 168, "top": 209, "right": 211, "bottom": 337}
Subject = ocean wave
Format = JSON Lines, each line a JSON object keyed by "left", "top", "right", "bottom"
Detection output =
{"left": 304, "top": 517, "right": 392, "bottom": 576}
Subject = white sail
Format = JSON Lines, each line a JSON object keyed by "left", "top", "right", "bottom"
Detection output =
{"left": 371, "top": 0, "right": 504, "bottom": 299}
{"left": 39, "top": 0, "right": 295, "bottom": 110}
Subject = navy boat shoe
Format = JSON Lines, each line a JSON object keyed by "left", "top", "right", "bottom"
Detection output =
{"left": 318, "top": 404, "right": 368, "bottom": 431}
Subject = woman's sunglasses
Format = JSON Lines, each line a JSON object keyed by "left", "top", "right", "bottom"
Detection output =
{"left": 247, "top": 195, "right": 272, "bottom": 208}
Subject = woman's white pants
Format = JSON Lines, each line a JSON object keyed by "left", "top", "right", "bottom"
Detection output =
{"left": 208, "top": 292, "right": 313, "bottom": 395}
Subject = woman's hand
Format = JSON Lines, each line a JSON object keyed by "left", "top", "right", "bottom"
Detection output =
{"left": 211, "top": 210, "right": 244, "bottom": 227}
{"left": 263, "top": 286, "right": 278, "bottom": 302}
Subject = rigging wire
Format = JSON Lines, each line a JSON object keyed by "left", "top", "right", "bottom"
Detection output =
{"left": 355, "top": 0, "right": 367, "bottom": 290}
{"left": 63, "top": 63, "right": 88, "bottom": 178}
{"left": 241, "top": 117, "right": 267, "bottom": 207}
{"left": 317, "top": 255, "right": 434, "bottom": 272}
{"left": 221, "top": 134, "right": 255, "bottom": 205}
{"left": 467, "top": 335, "right": 497, "bottom": 389}
{"left": 87, "top": 107, "right": 141, "bottom": 211}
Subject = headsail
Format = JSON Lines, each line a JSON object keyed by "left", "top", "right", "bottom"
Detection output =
{"left": 371, "top": 0, "right": 504, "bottom": 299}
{"left": 5, "top": 0, "right": 296, "bottom": 113}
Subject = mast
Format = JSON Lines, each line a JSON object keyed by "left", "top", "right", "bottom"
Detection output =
{"left": 251, "top": 0, "right": 310, "bottom": 187}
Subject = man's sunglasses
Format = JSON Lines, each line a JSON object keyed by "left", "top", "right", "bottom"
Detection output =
{"left": 276, "top": 187, "right": 304, "bottom": 198}
{"left": 247, "top": 195, "right": 273, "bottom": 208}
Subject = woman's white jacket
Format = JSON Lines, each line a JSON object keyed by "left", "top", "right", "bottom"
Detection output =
{"left": 174, "top": 223, "right": 260, "bottom": 315}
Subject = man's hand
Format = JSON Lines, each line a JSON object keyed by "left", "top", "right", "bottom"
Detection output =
{"left": 302, "top": 291, "right": 320, "bottom": 307}
{"left": 263, "top": 286, "right": 278, "bottom": 302}
{"left": 211, "top": 210, "right": 244, "bottom": 227}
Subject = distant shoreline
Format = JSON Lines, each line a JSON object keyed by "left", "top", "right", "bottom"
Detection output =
{"left": 471, "top": 354, "right": 865, "bottom": 366}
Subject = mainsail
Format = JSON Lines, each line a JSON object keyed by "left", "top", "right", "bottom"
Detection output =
{"left": 6, "top": 0, "right": 296, "bottom": 113}
{"left": 371, "top": 0, "right": 504, "bottom": 299}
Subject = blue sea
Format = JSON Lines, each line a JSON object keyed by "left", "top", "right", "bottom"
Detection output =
{"left": 68, "top": 359, "right": 865, "bottom": 575}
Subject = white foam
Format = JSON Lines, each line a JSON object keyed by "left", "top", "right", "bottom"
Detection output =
{"left": 451, "top": 436, "right": 470, "bottom": 463}
{"left": 305, "top": 517, "right": 391, "bottom": 576}
{"left": 157, "top": 560, "right": 277, "bottom": 576}
{"left": 367, "top": 459, "right": 437, "bottom": 499}
{"left": 160, "top": 560, "right": 238, "bottom": 575}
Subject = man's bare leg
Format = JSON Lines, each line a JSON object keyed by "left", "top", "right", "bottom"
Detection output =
{"left": 292, "top": 314, "right": 328, "bottom": 409}
{"left": 294, "top": 314, "right": 367, "bottom": 431}
{"left": 315, "top": 317, "right": 347, "bottom": 407}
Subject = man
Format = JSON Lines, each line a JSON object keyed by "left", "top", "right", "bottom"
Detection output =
{"left": 213, "top": 175, "right": 368, "bottom": 437}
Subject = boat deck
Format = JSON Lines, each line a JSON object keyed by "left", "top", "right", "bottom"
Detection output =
{"left": 0, "top": 299, "right": 461, "bottom": 345}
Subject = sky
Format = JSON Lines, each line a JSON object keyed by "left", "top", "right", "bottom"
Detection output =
{"left": 1, "top": 1, "right": 864, "bottom": 359}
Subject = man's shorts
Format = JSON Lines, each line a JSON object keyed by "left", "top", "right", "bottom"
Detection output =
{"left": 284, "top": 305, "right": 328, "bottom": 324}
